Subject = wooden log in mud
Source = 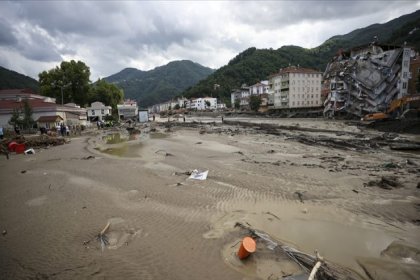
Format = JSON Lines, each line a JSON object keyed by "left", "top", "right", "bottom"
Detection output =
{"left": 235, "top": 222, "right": 363, "bottom": 280}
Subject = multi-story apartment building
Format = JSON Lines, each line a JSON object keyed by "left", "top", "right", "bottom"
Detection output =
{"left": 323, "top": 44, "right": 414, "bottom": 118}
{"left": 269, "top": 66, "right": 322, "bottom": 109}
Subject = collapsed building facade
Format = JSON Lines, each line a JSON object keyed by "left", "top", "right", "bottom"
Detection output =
{"left": 323, "top": 43, "right": 413, "bottom": 118}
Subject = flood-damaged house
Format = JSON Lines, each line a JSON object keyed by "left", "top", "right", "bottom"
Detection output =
{"left": 249, "top": 81, "right": 270, "bottom": 110}
{"left": 323, "top": 43, "right": 413, "bottom": 118}
{"left": 230, "top": 84, "right": 250, "bottom": 109}
{"left": 0, "top": 89, "right": 87, "bottom": 129}
{"left": 86, "top": 101, "right": 112, "bottom": 122}
{"left": 117, "top": 99, "right": 138, "bottom": 120}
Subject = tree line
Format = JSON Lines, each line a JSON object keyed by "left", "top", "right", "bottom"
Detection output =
{"left": 38, "top": 60, "right": 124, "bottom": 114}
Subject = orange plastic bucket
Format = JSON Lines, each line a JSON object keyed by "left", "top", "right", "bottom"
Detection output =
{"left": 15, "top": 144, "right": 26, "bottom": 154}
{"left": 237, "top": 236, "right": 256, "bottom": 260}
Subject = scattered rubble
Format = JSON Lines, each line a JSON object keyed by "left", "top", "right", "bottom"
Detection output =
{"left": 323, "top": 43, "right": 412, "bottom": 118}
{"left": 365, "top": 176, "right": 402, "bottom": 190}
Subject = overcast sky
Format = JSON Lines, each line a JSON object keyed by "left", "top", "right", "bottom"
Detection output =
{"left": 0, "top": 1, "right": 419, "bottom": 81}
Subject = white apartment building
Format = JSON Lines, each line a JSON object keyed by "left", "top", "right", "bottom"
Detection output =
{"left": 188, "top": 97, "right": 217, "bottom": 110}
{"left": 249, "top": 81, "right": 269, "bottom": 95}
{"left": 269, "top": 66, "right": 322, "bottom": 109}
{"left": 87, "top": 101, "right": 112, "bottom": 121}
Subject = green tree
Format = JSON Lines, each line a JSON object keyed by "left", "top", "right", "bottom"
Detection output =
{"left": 39, "top": 60, "right": 91, "bottom": 106}
{"left": 9, "top": 108, "right": 23, "bottom": 128}
{"left": 22, "top": 99, "right": 35, "bottom": 129}
{"left": 89, "top": 79, "right": 124, "bottom": 116}
{"left": 249, "top": 95, "right": 262, "bottom": 112}
{"left": 8, "top": 100, "right": 35, "bottom": 129}
{"left": 234, "top": 99, "right": 240, "bottom": 110}
{"left": 174, "top": 104, "right": 180, "bottom": 110}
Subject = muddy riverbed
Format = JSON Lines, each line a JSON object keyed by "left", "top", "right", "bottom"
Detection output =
{"left": 0, "top": 118, "right": 419, "bottom": 279}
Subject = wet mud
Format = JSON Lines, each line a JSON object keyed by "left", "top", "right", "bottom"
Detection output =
{"left": 0, "top": 118, "right": 419, "bottom": 280}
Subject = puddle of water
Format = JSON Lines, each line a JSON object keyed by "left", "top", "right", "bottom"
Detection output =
{"left": 103, "top": 133, "right": 129, "bottom": 144}
{"left": 150, "top": 132, "right": 168, "bottom": 139}
{"left": 101, "top": 143, "right": 143, "bottom": 158}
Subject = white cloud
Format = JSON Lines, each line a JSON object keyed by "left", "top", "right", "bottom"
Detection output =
{"left": 0, "top": 0, "right": 418, "bottom": 80}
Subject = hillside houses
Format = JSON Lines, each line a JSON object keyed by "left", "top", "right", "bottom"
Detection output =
{"left": 148, "top": 97, "right": 225, "bottom": 114}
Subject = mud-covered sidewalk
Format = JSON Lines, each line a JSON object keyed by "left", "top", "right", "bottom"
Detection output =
{"left": 0, "top": 118, "right": 419, "bottom": 280}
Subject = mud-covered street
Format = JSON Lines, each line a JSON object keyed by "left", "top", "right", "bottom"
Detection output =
{"left": 1, "top": 117, "right": 419, "bottom": 280}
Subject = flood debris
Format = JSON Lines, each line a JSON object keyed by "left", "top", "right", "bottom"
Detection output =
{"left": 323, "top": 42, "right": 412, "bottom": 119}
{"left": 173, "top": 170, "right": 193, "bottom": 176}
{"left": 24, "top": 148, "right": 35, "bottom": 155}
{"left": 389, "top": 143, "right": 420, "bottom": 151}
{"left": 188, "top": 169, "right": 209, "bottom": 180}
{"left": 294, "top": 191, "right": 305, "bottom": 203}
{"left": 155, "top": 150, "right": 174, "bottom": 157}
{"left": 234, "top": 222, "right": 361, "bottom": 280}
{"left": 365, "top": 176, "right": 402, "bottom": 190}
{"left": 82, "top": 155, "right": 95, "bottom": 160}
{"left": 97, "top": 221, "right": 111, "bottom": 251}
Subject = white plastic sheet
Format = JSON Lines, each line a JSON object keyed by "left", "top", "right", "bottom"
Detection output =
{"left": 188, "top": 169, "right": 208, "bottom": 180}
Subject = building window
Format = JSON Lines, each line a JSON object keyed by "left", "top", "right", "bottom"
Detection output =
{"left": 91, "top": 110, "right": 95, "bottom": 115}
{"left": 101, "top": 109, "right": 105, "bottom": 114}
{"left": 403, "top": 61, "right": 409, "bottom": 67}
{"left": 402, "top": 82, "right": 407, "bottom": 89}
{"left": 403, "top": 72, "right": 408, "bottom": 78}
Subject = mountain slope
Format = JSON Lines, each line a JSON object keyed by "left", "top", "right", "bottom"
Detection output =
{"left": 0, "top": 66, "right": 39, "bottom": 91}
{"left": 183, "top": 9, "right": 420, "bottom": 104}
{"left": 104, "top": 60, "right": 214, "bottom": 107}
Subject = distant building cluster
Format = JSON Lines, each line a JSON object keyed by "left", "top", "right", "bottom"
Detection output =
{"left": 148, "top": 97, "right": 226, "bottom": 114}
{"left": 0, "top": 88, "right": 140, "bottom": 129}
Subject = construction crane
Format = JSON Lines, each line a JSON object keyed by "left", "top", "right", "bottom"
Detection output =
{"left": 362, "top": 94, "right": 420, "bottom": 121}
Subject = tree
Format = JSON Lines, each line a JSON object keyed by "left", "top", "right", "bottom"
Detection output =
{"left": 39, "top": 60, "right": 91, "bottom": 106}
{"left": 205, "top": 100, "right": 211, "bottom": 108}
{"left": 174, "top": 104, "right": 180, "bottom": 110}
{"left": 89, "top": 79, "right": 124, "bottom": 116}
{"left": 22, "top": 99, "right": 35, "bottom": 129}
{"left": 8, "top": 99, "right": 35, "bottom": 129}
{"left": 249, "top": 95, "right": 262, "bottom": 112}
{"left": 9, "top": 108, "right": 23, "bottom": 128}
{"left": 234, "top": 99, "right": 240, "bottom": 110}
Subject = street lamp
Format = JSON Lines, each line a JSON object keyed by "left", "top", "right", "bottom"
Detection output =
{"left": 52, "top": 81, "right": 72, "bottom": 105}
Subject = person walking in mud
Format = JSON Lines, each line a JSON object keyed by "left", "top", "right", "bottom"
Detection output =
{"left": 153, "top": 114, "right": 155, "bottom": 122}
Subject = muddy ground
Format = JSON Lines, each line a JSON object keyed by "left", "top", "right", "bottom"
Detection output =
{"left": 0, "top": 117, "right": 419, "bottom": 280}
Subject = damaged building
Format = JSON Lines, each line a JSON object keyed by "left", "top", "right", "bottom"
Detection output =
{"left": 323, "top": 43, "right": 413, "bottom": 118}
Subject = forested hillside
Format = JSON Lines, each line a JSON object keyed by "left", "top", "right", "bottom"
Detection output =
{"left": 0, "top": 66, "right": 38, "bottom": 91}
{"left": 104, "top": 60, "right": 214, "bottom": 107}
{"left": 183, "top": 10, "right": 420, "bottom": 105}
